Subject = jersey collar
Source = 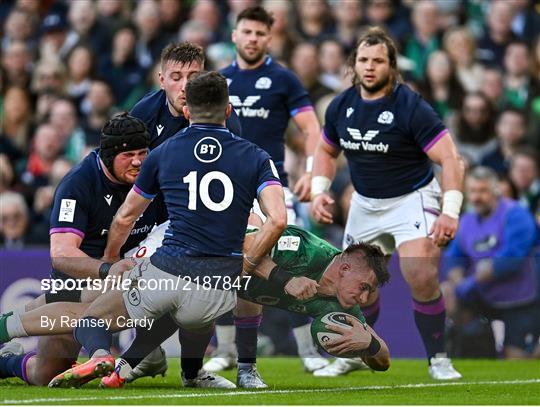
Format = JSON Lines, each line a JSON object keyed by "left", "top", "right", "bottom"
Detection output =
{"left": 232, "top": 55, "right": 272, "bottom": 71}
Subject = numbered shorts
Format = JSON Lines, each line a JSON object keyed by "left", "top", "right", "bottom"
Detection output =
{"left": 252, "top": 186, "right": 297, "bottom": 225}
{"left": 122, "top": 258, "right": 237, "bottom": 330}
{"left": 343, "top": 178, "right": 441, "bottom": 251}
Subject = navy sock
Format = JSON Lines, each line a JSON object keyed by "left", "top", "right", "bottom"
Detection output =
{"left": 235, "top": 315, "right": 262, "bottom": 364}
{"left": 123, "top": 314, "right": 178, "bottom": 368}
{"left": 413, "top": 295, "right": 446, "bottom": 362}
{"left": 286, "top": 312, "right": 310, "bottom": 329}
{"left": 74, "top": 317, "right": 112, "bottom": 357}
{"left": 179, "top": 329, "right": 212, "bottom": 379}
{"left": 0, "top": 352, "right": 34, "bottom": 381}
{"left": 361, "top": 296, "right": 380, "bottom": 327}
{"left": 216, "top": 310, "right": 234, "bottom": 326}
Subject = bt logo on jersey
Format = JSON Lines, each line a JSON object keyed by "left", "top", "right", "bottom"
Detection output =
{"left": 194, "top": 137, "right": 223, "bottom": 163}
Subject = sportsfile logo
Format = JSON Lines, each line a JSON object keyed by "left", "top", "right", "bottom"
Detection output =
{"left": 341, "top": 127, "right": 389, "bottom": 153}
{"left": 229, "top": 95, "right": 270, "bottom": 119}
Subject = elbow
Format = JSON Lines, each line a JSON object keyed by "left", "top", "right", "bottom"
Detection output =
{"left": 273, "top": 210, "right": 287, "bottom": 233}
{"left": 368, "top": 356, "right": 391, "bottom": 371}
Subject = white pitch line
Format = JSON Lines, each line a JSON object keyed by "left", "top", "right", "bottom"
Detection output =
{"left": 2, "top": 378, "right": 539, "bottom": 404}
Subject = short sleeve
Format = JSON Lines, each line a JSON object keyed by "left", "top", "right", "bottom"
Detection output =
{"left": 49, "top": 177, "right": 90, "bottom": 239}
{"left": 408, "top": 97, "right": 448, "bottom": 152}
{"left": 255, "top": 151, "right": 282, "bottom": 197}
{"left": 284, "top": 71, "right": 314, "bottom": 117}
{"left": 322, "top": 98, "right": 341, "bottom": 149}
{"left": 134, "top": 148, "right": 160, "bottom": 199}
{"left": 226, "top": 109, "right": 243, "bottom": 137}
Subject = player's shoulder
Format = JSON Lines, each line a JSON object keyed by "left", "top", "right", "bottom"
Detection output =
{"left": 130, "top": 89, "right": 165, "bottom": 120}
{"left": 327, "top": 87, "right": 357, "bottom": 114}
{"left": 219, "top": 63, "right": 235, "bottom": 77}
{"left": 55, "top": 151, "right": 99, "bottom": 195}
{"left": 393, "top": 83, "right": 424, "bottom": 109}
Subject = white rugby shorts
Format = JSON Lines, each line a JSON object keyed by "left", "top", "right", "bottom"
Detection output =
{"left": 343, "top": 178, "right": 441, "bottom": 251}
{"left": 122, "top": 258, "right": 237, "bottom": 330}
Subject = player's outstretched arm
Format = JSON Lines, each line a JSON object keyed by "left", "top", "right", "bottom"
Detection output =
{"left": 325, "top": 316, "right": 390, "bottom": 371}
{"left": 243, "top": 184, "right": 287, "bottom": 275}
{"left": 311, "top": 140, "right": 340, "bottom": 224}
{"left": 104, "top": 188, "right": 152, "bottom": 261}
{"left": 292, "top": 110, "right": 321, "bottom": 202}
{"left": 426, "top": 133, "right": 465, "bottom": 247}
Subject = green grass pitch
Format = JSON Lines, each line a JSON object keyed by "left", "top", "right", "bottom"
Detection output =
{"left": 1, "top": 358, "right": 539, "bottom": 405}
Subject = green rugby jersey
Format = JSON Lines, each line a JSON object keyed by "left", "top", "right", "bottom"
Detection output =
{"left": 240, "top": 225, "right": 365, "bottom": 322}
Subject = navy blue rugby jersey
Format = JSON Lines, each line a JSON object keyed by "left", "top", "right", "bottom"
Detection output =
{"left": 220, "top": 56, "right": 313, "bottom": 186}
{"left": 49, "top": 150, "right": 158, "bottom": 271}
{"left": 323, "top": 83, "right": 448, "bottom": 199}
{"left": 130, "top": 89, "right": 243, "bottom": 149}
{"left": 133, "top": 123, "right": 281, "bottom": 276}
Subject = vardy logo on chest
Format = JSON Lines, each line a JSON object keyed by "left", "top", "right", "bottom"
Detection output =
{"left": 340, "top": 127, "right": 389, "bottom": 153}
{"left": 229, "top": 95, "right": 270, "bottom": 119}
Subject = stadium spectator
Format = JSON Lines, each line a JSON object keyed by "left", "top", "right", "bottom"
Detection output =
{"left": 453, "top": 92, "right": 496, "bottom": 165}
{"left": 443, "top": 26, "right": 485, "bottom": 93}
{"left": 480, "top": 108, "right": 528, "bottom": 175}
{"left": 37, "top": 12, "right": 69, "bottom": 60}
{"left": 0, "top": 154, "right": 16, "bottom": 193}
{"left": 133, "top": 0, "right": 170, "bottom": 71}
{"left": 30, "top": 58, "right": 67, "bottom": 98}
{"left": 401, "top": 0, "right": 441, "bottom": 81}
{"left": 178, "top": 20, "right": 213, "bottom": 50}
{"left": 80, "top": 80, "right": 117, "bottom": 147}
{"left": 318, "top": 39, "right": 346, "bottom": 92}
{"left": 1, "top": 40, "right": 32, "bottom": 88}
{"left": 509, "top": 0, "right": 540, "bottom": 41}
{"left": 1, "top": 7, "right": 37, "bottom": 52}
{"left": 332, "top": 0, "right": 363, "bottom": 53}
{"left": 509, "top": 148, "right": 540, "bottom": 216}
{"left": 418, "top": 50, "right": 464, "bottom": 123}
{"left": 97, "top": 24, "right": 146, "bottom": 110}
{"left": 365, "top": 0, "right": 411, "bottom": 43}
{"left": 64, "top": 0, "right": 111, "bottom": 58}
{"left": 190, "top": 0, "right": 224, "bottom": 44}
{"left": 0, "top": 191, "right": 48, "bottom": 248}
{"left": 158, "top": 0, "right": 187, "bottom": 38}
{"left": 480, "top": 67, "right": 505, "bottom": 109}
{"left": 502, "top": 40, "right": 538, "bottom": 110}
{"left": 442, "top": 166, "right": 540, "bottom": 358}
{"left": 66, "top": 45, "right": 95, "bottom": 108}
{"left": 0, "top": 86, "right": 34, "bottom": 161}
{"left": 476, "top": 0, "right": 517, "bottom": 68}
{"left": 17, "top": 124, "right": 64, "bottom": 198}
{"left": 294, "top": 0, "right": 335, "bottom": 43}
{"left": 263, "top": 0, "right": 297, "bottom": 64}
{"left": 48, "top": 98, "right": 87, "bottom": 163}
{"left": 291, "top": 42, "right": 333, "bottom": 105}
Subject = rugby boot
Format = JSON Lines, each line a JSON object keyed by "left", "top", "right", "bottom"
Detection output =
{"left": 48, "top": 355, "right": 115, "bottom": 388}
{"left": 181, "top": 369, "right": 236, "bottom": 388}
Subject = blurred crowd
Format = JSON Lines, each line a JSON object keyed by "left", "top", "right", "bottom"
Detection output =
{"left": 0, "top": 0, "right": 538, "bottom": 238}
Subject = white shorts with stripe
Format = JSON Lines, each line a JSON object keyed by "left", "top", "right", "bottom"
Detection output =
{"left": 343, "top": 178, "right": 441, "bottom": 252}
{"left": 122, "top": 258, "right": 237, "bottom": 330}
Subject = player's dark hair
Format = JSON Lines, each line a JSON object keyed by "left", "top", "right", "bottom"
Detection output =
{"left": 342, "top": 242, "right": 390, "bottom": 287}
{"left": 347, "top": 26, "right": 401, "bottom": 92}
{"left": 236, "top": 6, "right": 275, "bottom": 29}
{"left": 160, "top": 42, "right": 205, "bottom": 69}
{"left": 185, "top": 71, "right": 229, "bottom": 123}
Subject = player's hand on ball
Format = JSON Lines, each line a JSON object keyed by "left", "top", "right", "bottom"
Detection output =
{"left": 311, "top": 193, "right": 334, "bottom": 224}
{"left": 109, "top": 258, "right": 137, "bottom": 277}
{"left": 294, "top": 172, "right": 312, "bottom": 202}
{"left": 284, "top": 277, "right": 319, "bottom": 300}
{"left": 325, "top": 316, "right": 371, "bottom": 356}
{"left": 429, "top": 214, "right": 458, "bottom": 247}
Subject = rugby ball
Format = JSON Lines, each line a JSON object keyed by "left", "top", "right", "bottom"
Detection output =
{"left": 310, "top": 312, "right": 364, "bottom": 358}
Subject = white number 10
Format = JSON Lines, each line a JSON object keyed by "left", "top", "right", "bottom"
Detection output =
{"left": 183, "top": 171, "right": 234, "bottom": 212}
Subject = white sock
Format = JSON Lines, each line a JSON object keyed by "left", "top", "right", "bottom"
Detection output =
{"left": 215, "top": 325, "right": 236, "bottom": 354}
{"left": 92, "top": 349, "right": 110, "bottom": 358}
{"left": 292, "top": 323, "right": 318, "bottom": 357}
{"left": 6, "top": 313, "right": 28, "bottom": 339}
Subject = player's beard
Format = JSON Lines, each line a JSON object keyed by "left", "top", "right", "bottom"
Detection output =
{"left": 237, "top": 45, "right": 266, "bottom": 66}
{"left": 359, "top": 72, "right": 392, "bottom": 96}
